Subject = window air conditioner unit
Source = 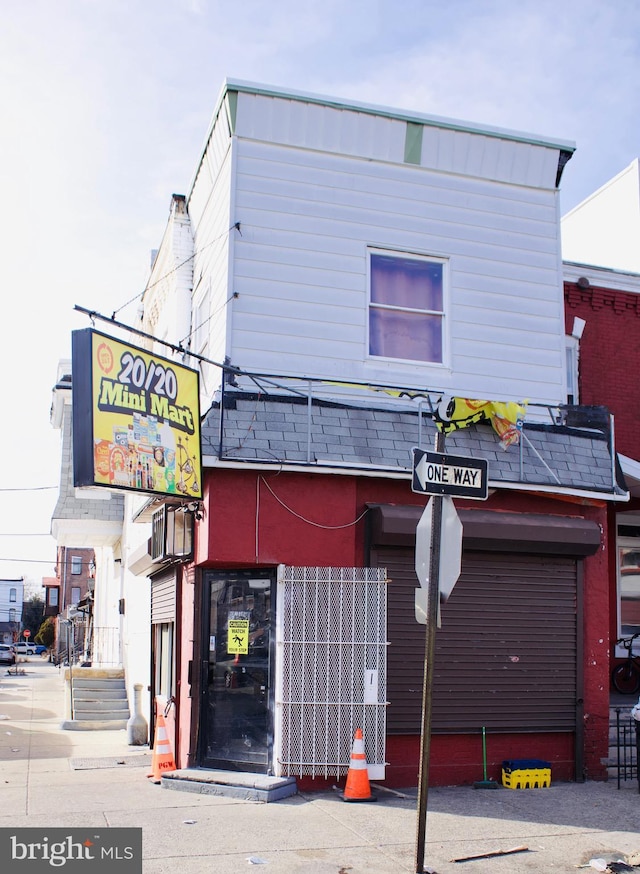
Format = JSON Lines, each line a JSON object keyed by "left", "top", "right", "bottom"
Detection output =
{"left": 151, "top": 504, "right": 194, "bottom": 563}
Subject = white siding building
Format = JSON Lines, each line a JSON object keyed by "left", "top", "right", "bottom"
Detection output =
{"left": 115, "top": 82, "right": 627, "bottom": 787}
{"left": 0, "top": 578, "right": 23, "bottom": 644}
{"left": 159, "top": 80, "right": 577, "bottom": 413}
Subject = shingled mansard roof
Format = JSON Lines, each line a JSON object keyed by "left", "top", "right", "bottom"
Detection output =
{"left": 201, "top": 391, "right": 628, "bottom": 502}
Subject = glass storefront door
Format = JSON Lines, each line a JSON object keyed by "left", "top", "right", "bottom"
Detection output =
{"left": 200, "top": 569, "right": 274, "bottom": 773}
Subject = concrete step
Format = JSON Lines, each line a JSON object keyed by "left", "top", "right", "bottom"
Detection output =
{"left": 73, "top": 707, "right": 130, "bottom": 721}
{"left": 72, "top": 699, "right": 129, "bottom": 713}
{"left": 161, "top": 769, "right": 297, "bottom": 803}
{"left": 73, "top": 689, "right": 128, "bottom": 701}
{"left": 62, "top": 670, "right": 130, "bottom": 733}
{"left": 61, "top": 718, "right": 129, "bottom": 731}
{"left": 71, "top": 678, "right": 126, "bottom": 691}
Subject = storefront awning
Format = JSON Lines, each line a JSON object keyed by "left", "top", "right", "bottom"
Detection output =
{"left": 367, "top": 504, "right": 601, "bottom": 556}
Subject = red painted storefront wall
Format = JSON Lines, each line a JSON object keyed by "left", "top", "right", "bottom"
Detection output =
{"left": 565, "top": 280, "right": 640, "bottom": 460}
{"left": 188, "top": 466, "right": 610, "bottom": 786}
{"left": 565, "top": 279, "right": 640, "bottom": 679}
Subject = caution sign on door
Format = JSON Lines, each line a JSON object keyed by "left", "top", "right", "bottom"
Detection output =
{"left": 227, "top": 618, "right": 249, "bottom": 654}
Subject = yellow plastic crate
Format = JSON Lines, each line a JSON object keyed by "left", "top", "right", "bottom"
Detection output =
{"left": 501, "top": 759, "right": 551, "bottom": 789}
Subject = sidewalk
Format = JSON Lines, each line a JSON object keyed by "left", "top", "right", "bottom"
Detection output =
{"left": 0, "top": 658, "right": 638, "bottom": 874}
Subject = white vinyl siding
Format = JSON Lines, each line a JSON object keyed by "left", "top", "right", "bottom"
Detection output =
{"left": 184, "top": 85, "right": 570, "bottom": 407}
{"left": 228, "top": 138, "right": 565, "bottom": 404}
{"left": 232, "top": 88, "right": 564, "bottom": 190}
{"left": 188, "top": 133, "right": 233, "bottom": 403}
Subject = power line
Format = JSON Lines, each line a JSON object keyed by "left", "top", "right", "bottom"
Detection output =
{"left": 111, "top": 222, "right": 241, "bottom": 318}
{"left": 0, "top": 486, "right": 57, "bottom": 492}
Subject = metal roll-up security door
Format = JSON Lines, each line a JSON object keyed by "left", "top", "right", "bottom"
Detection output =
{"left": 371, "top": 548, "right": 578, "bottom": 735}
{"left": 151, "top": 570, "right": 177, "bottom": 624}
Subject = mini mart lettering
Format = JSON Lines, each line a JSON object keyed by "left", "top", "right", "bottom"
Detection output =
{"left": 98, "top": 379, "right": 195, "bottom": 434}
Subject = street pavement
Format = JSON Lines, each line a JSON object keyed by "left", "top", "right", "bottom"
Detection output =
{"left": 0, "top": 657, "right": 639, "bottom": 874}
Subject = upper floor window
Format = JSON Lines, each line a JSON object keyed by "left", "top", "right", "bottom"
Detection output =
{"left": 71, "top": 587, "right": 81, "bottom": 605}
{"left": 369, "top": 250, "right": 446, "bottom": 364}
{"left": 49, "top": 588, "right": 59, "bottom": 608}
{"left": 9, "top": 588, "right": 16, "bottom": 602}
{"left": 9, "top": 609, "right": 15, "bottom": 623}
{"left": 70, "top": 555, "right": 82, "bottom": 575}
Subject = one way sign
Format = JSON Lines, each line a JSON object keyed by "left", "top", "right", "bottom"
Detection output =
{"left": 412, "top": 447, "right": 488, "bottom": 500}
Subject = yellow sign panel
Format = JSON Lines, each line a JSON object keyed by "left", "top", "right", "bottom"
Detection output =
{"left": 72, "top": 329, "right": 202, "bottom": 498}
{"left": 227, "top": 619, "right": 249, "bottom": 655}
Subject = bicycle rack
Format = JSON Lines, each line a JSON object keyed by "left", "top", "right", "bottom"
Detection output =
{"left": 614, "top": 708, "right": 639, "bottom": 792}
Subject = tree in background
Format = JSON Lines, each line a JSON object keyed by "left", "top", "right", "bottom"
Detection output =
{"left": 21, "top": 595, "right": 45, "bottom": 640}
{"left": 35, "top": 616, "right": 55, "bottom": 649}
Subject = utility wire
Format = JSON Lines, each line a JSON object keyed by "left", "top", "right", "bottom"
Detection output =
{"left": 0, "top": 486, "right": 57, "bottom": 492}
{"left": 178, "top": 292, "right": 238, "bottom": 348}
{"left": 259, "top": 476, "right": 370, "bottom": 529}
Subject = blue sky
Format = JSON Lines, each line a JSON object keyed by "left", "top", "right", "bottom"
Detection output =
{"left": 1, "top": 0, "right": 639, "bottom": 587}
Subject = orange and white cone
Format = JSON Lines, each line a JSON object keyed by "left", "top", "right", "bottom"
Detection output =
{"left": 147, "top": 711, "right": 177, "bottom": 783}
{"left": 342, "top": 728, "right": 376, "bottom": 802}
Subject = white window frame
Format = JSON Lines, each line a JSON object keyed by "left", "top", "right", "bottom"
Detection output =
{"left": 616, "top": 517, "right": 640, "bottom": 655}
{"left": 155, "top": 622, "right": 175, "bottom": 699}
{"left": 367, "top": 247, "right": 449, "bottom": 367}
{"left": 565, "top": 336, "right": 579, "bottom": 404}
{"left": 70, "top": 555, "right": 82, "bottom": 575}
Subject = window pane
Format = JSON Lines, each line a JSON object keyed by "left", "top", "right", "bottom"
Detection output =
{"left": 71, "top": 556, "right": 82, "bottom": 574}
{"left": 370, "top": 308, "right": 443, "bottom": 362}
{"left": 49, "top": 589, "right": 59, "bottom": 607}
{"left": 371, "top": 254, "right": 443, "bottom": 311}
{"left": 620, "top": 546, "right": 640, "bottom": 637}
{"left": 157, "top": 623, "right": 174, "bottom": 698}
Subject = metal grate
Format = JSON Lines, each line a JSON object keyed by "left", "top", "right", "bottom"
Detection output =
{"left": 274, "top": 566, "right": 388, "bottom": 780}
{"left": 614, "top": 709, "right": 639, "bottom": 792}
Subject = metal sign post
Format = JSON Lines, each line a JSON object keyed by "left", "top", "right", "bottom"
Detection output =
{"left": 414, "top": 430, "right": 445, "bottom": 874}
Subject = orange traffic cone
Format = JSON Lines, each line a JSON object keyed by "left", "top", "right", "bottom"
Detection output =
{"left": 147, "top": 711, "right": 177, "bottom": 783}
{"left": 342, "top": 728, "right": 376, "bottom": 802}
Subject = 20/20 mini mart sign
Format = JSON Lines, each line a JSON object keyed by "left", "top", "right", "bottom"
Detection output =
{"left": 411, "top": 447, "right": 488, "bottom": 500}
{"left": 72, "top": 329, "right": 202, "bottom": 499}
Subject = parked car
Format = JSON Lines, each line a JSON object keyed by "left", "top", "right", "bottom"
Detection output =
{"left": 0, "top": 644, "right": 16, "bottom": 665}
{"left": 12, "top": 642, "right": 37, "bottom": 656}
{"left": 33, "top": 644, "right": 48, "bottom": 655}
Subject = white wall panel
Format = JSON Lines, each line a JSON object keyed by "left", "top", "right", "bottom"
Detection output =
{"left": 225, "top": 137, "right": 565, "bottom": 404}
{"left": 235, "top": 91, "right": 406, "bottom": 163}
{"left": 188, "top": 141, "right": 233, "bottom": 400}
{"left": 420, "top": 126, "right": 559, "bottom": 188}
{"left": 184, "top": 86, "right": 569, "bottom": 406}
